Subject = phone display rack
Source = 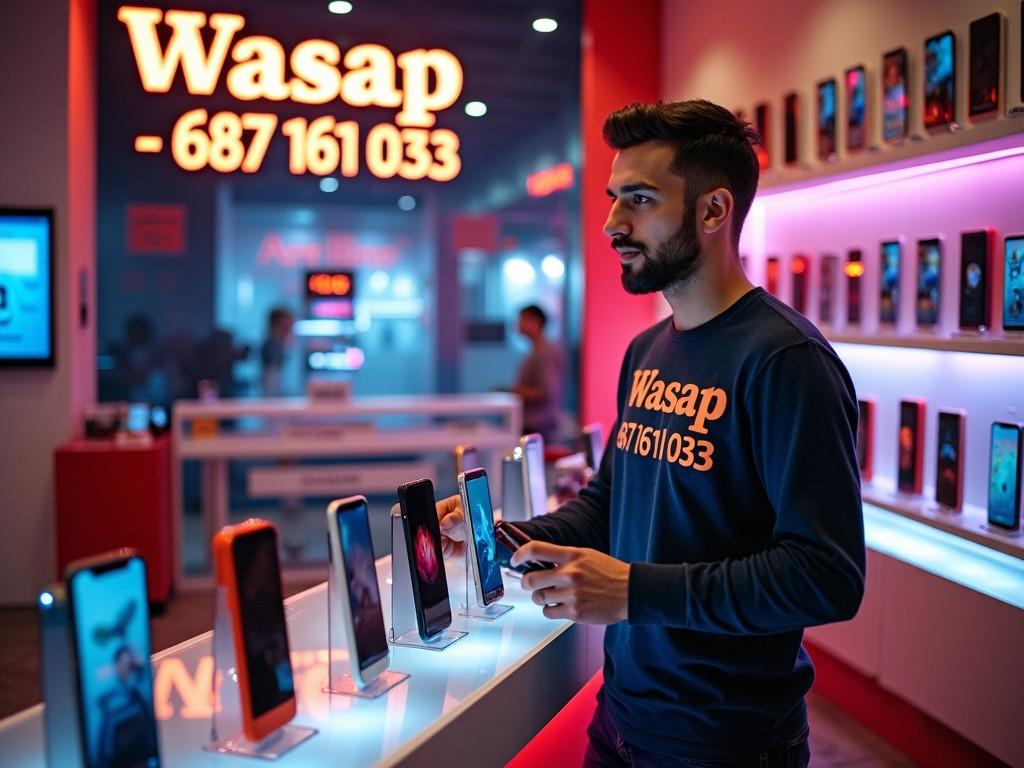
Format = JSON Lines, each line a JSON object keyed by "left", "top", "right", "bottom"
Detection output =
{"left": 38, "top": 585, "right": 86, "bottom": 768}
{"left": 204, "top": 586, "right": 316, "bottom": 760}
{"left": 323, "top": 549, "right": 409, "bottom": 699}
{"left": 389, "top": 505, "right": 467, "bottom": 651}
{"left": 459, "top": 541, "right": 513, "bottom": 621}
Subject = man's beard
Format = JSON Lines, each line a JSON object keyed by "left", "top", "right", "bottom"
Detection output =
{"left": 619, "top": 209, "right": 701, "bottom": 295}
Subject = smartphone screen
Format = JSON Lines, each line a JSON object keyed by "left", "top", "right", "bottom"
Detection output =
{"left": 125, "top": 404, "right": 150, "bottom": 435}
{"left": 924, "top": 31, "right": 956, "bottom": 129}
{"left": 335, "top": 501, "right": 388, "bottom": 672}
{"left": 846, "top": 250, "right": 863, "bottom": 324}
{"left": 817, "top": 79, "right": 837, "bottom": 160}
{"left": 1004, "top": 235, "right": 1024, "bottom": 330}
{"left": 790, "top": 255, "right": 808, "bottom": 313}
{"left": 523, "top": 436, "right": 547, "bottom": 518}
{"left": 68, "top": 555, "right": 160, "bottom": 768}
{"left": 784, "top": 92, "right": 799, "bottom": 165}
{"left": 820, "top": 255, "right": 838, "bottom": 325}
{"left": 969, "top": 13, "right": 1002, "bottom": 118}
{"left": 399, "top": 480, "right": 451, "bottom": 637}
{"left": 936, "top": 411, "right": 964, "bottom": 509}
{"left": 766, "top": 256, "right": 780, "bottom": 296}
{"left": 464, "top": 471, "right": 504, "bottom": 602}
{"left": 988, "top": 423, "right": 1022, "bottom": 528}
{"left": 846, "top": 66, "right": 867, "bottom": 150}
{"left": 754, "top": 102, "right": 770, "bottom": 169}
{"left": 882, "top": 48, "right": 909, "bottom": 141}
{"left": 233, "top": 527, "right": 295, "bottom": 718}
{"left": 916, "top": 239, "right": 942, "bottom": 326}
{"left": 898, "top": 400, "right": 923, "bottom": 493}
{"left": 959, "top": 230, "right": 990, "bottom": 329}
{"left": 857, "top": 399, "right": 874, "bottom": 481}
{"left": 880, "top": 241, "right": 901, "bottom": 325}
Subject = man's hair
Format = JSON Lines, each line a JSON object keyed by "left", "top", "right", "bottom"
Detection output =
{"left": 268, "top": 307, "right": 291, "bottom": 329}
{"left": 519, "top": 304, "right": 547, "bottom": 328}
{"left": 602, "top": 100, "right": 760, "bottom": 242}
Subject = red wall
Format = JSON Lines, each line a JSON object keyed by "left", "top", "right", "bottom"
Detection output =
{"left": 580, "top": 0, "right": 660, "bottom": 429}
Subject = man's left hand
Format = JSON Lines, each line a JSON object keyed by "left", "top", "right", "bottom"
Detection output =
{"left": 512, "top": 541, "right": 630, "bottom": 625}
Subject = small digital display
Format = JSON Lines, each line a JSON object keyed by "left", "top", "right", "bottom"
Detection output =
{"left": 959, "top": 231, "right": 990, "bottom": 329}
{"left": 336, "top": 502, "right": 388, "bottom": 670}
{"left": 845, "top": 66, "right": 867, "bottom": 150}
{"left": 465, "top": 472, "right": 503, "bottom": 599}
{"left": 1004, "top": 236, "right": 1024, "bottom": 331}
{"left": 968, "top": 13, "right": 1001, "bottom": 118}
{"left": 846, "top": 250, "right": 863, "bottom": 325}
{"left": 817, "top": 79, "right": 837, "bottom": 160}
{"left": 988, "top": 423, "right": 1021, "bottom": 529}
{"left": 898, "top": 401, "right": 921, "bottom": 493}
{"left": 0, "top": 210, "right": 53, "bottom": 365}
{"left": 880, "top": 241, "right": 901, "bottom": 324}
{"left": 882, "top": 48, "right": 909, "bottom": 141}
{"left": 916, "top": 239, "right": 942, "bottom": 326}
{"left": 936, "top": 412, "right": 962, "bottom": 509}
{"left": 924, "top": 31, "right": 956, "bottom": 129}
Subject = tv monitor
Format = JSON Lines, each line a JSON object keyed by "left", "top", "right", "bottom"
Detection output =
{"left": 0, "top": 209, "right": 54, "bottom": 366}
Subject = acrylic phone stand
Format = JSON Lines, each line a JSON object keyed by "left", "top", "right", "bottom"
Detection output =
{"left": 459, "top": 543, "right": 513, "bottom": 621}
{"left": 389, "top": 505, "right": 467, "bottom": 651}
{"left": 38, "top": 585, "right": 86, "bottom": 768}
{"left": 322, "top": 543, "right": 409, "bottom": 699}
{"left": 203, "top": 586, "right": 317, "bottom": 760}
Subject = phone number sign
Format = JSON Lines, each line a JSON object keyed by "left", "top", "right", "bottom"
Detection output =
{"left": 118, "top": 6, "right": 464, "bottom": 181}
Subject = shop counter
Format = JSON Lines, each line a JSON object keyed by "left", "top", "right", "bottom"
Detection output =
{"left": 0, "top": 554, "right": 597, "bottom": 767}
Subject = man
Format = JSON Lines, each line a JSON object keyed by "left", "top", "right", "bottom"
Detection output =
{"left": 509, "top": 304, "right": 565, "bottom": 442}
{"left": 260, "top": 306, "right": 294, "bottom": 397}
{"left": 439, "top": 99, "right": 865, "bottom": 766}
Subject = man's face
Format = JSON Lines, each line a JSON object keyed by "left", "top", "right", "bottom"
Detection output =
{"left": 603, "top": 141, "right": 702, "bottom": 295}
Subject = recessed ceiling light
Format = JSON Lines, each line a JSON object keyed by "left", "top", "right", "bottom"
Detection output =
{"left": 398, "top": 195, "right": 417, "bottom": 211}
{"left": 465, "top": 101, "right": 488, "bottom": 117}
{"left": 320, "top": 177, "right": 340, "bottom": 193}
{"left": 532, "top": 18, "right": 557, "bottom": 33}
{"left": 328, "top": 1, "right": 353, "bottom": 15}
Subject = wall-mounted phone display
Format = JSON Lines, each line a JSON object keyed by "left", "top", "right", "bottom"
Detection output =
{"left": 924, "top": 30, "right": 956, "bottom": 130}
{"left": 845, "top": 65, "right": 868, "bottom": 151}
{"left": 817, "top": 78, "right": 838, "bottom": 161}
{"left": 968, "top": 12, "right": 1003, "bottom": 119}
{"left": 880, "top": 240, "right": 901, "bottom": 325}
{"left": 882, "top": 47, "right": 909, "bottom": 141}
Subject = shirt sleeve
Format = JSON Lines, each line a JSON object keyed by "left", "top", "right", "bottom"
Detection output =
{"left": 628, "top": 340, "right": 866, "bottom": 634}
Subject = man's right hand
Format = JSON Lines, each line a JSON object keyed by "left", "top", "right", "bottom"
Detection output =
{"left": 436, "top": 494, "right": 467, "bottom": 559}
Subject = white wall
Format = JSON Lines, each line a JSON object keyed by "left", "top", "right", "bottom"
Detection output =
{"left": 0, "top": 0, "right": 95, "bottom": 604}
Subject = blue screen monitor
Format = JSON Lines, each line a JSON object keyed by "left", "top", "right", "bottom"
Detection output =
{"left": 0, "top": 209, "right": 54, "bottom": 366}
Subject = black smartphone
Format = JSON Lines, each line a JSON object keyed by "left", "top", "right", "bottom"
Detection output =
{"left": 845, "top": 65, "right": 868, "bottom": 151}
{"left": 935, "top": 410, "right": 966, "bottom": 511}
{"left": 959, "top": 230, "right": 992, "bottom": 330}
{"left": 397, "top": 479, "right": 452, "bottom": 641}
{"left": 857, "top": 398, "right": 875, "bottom": 481}
{"left": 916, "top": 238, "right": 942, "bottom": 326}
{"left": 924, "top": 30, "right": 956, "bottom": 129}
{"left": 988, "top": 422, "right": 1023, "bottom": 529}
{"left": 791, "top": 255, "right": 808, "bottom": 313}
{"left": 817, "top": 78, "right": 838, "bottom": 160}
{"left": 458, "top": 468, "right": 505, "bottom": 606}
{"left": 65, "top": 550, "right": 161, "bottom": 768}
{"left": 494, "top": 521, "right": 555, "bottom": 575}
{"left": 880, "top": 240, "right": 901, "bottom": 325}
{"left": 898, "top": 399, "right": 926, "bottom": 495}
{"left": 969, "top": 12, "right": 1003, "bottom": 119}
{"left": 582, "top": 422, "right": 604, "bottom": 473}
{"left": 846, "top": 249, "right": 863, "bottom": 325}
{"left": 766, "top": 256, "right": 780, "bottom": 296}
{"left": 819, "top": 254, "right": 838, "bottom": 326}
{"left": 882, "top": 47, "right": 909, "bottom": 142}
{"left": 1004, "top": 235, "right": 1024, "bottom": 331}
{"left": 784, "top": 91, "right": 799, "bottom": 166}
{"left": 754, "top": 102, "right": 770, "bottom": 169}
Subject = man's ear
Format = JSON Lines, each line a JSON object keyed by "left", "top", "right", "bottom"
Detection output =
{"left": 701, "top": 188, "right": 734, "bottom": 236}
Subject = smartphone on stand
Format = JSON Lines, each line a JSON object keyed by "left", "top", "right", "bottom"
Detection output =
{"left": 457, "top": 468, "right": 505, "bottom": 605}
{"left": 819, "top": 254, "right": 838, "bottom": 326}
{"left": 968, "top": 12, "right": 1004, "bottom": 120}
{"left": 397, "top": 479, "right": 453, "bottom": 641}
{"left": 857, "top": 398, "right": 876, "bottom": 482}
{"left": 935, "top": 410, "right": 966, "bottom": 511}
{"left": 845, "top": 65, "right": 868, "bottom": 150}
{"left": 791, "top": 255, "right": 808, "bottom": 314}
{"left": 65, "top": 550, "right": 161, "bottom": 768}
{"left": 987, "top": 422, "right": 1023, "bottom": 529}
{"left": 882, "top": 48, "right": 909, "bottom": 142}
{"left": 326, "top": 496, "right": 389, "bottom": 687}
{"left": 916, "top": 238, "right": 942, "bottom": 327}
{"left": 959, "top": 230, "right": 992, "bottom": 330}
{"left": 1004, "top": 235, "right": 1024, "bottom": 331}
{"left": 898, "top": 399, "right": 926, "bottom": 495}
{"left": 754, "top": 102, "right": 770, "bottom": 169}
{"left": 766, "top": 256, "right": 780, "bottom": 296}
{"left": 817, "top": 78, "right": 838, "bottom": 161}
{"left": 494, "top": 521, "right": 556, "bottom": 575}
{"left": 783, "top": 91, "right": 799, "bottom": 166}
{"left": 582, "top": 422, "right": 605, "bottom": 474}
{"left": 924, "top": 30, "right": 956, "bottom": 130}
{"left": 846, "top": 250, "right": 864, "bottom": 325}
{"left": 520, "top": 433, "right": 548, "bottom": 518}
{"left": 213, "top": 520, "right": 296, "bottom": 741}
{"left": 880, "top": 240, "right": 901, "bottom": 326}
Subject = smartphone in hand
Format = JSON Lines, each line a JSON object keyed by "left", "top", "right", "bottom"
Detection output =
{"left": 494, "top": 521, "right": 556, "bottom": 575}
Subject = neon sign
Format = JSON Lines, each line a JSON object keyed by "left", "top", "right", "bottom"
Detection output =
{"left": 526, "top": 162, "right": 574, "bottom": 197}
{"left": 117, "top": 6, "right": 463, "bottom": 180}
{"left": 307, "top": 271, "right": 353, "bottom": 298}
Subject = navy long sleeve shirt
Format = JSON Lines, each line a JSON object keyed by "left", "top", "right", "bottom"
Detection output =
{"left": 517, "top": 287, "right": 865, "bottom": 760}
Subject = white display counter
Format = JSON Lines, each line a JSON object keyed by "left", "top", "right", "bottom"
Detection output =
{"left": 0, "top": 553, "right": 597, "bottom": 767}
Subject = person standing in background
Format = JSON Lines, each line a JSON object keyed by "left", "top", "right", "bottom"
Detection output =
{"left": 510, "top": 304, "right": 566, "bottom": 442}
{"left": 260, "top": 307, "right": 294, "bottom": 397}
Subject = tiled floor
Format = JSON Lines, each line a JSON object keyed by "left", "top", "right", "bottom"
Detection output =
{"left": 1, "top": 593, "right": 914, "bottom": 766}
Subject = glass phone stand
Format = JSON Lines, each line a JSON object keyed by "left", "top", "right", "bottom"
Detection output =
{"left": 389, "top": 505, "right": 467, "bottom": 651}
{"left": 322, "top": 545, "right": 409, "bottom": 699}
{"left": 459, "top": 545, "right": 513, "bottom": 621}
{"left": 203, "top": 586, "right": 317, "bottom": 760}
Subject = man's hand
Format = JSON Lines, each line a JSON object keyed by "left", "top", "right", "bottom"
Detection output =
{"left": 436, "top": 494, "right": 466, "bottom": 559}
{"left": 513, "top": 541, "right": 630, "bottom": 625}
